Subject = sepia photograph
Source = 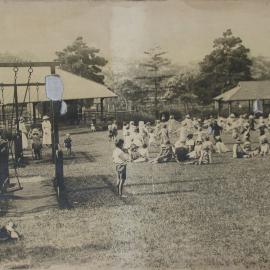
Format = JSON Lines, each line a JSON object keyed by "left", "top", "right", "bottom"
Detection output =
{"left": 0, "top": 0, "right": 270, "bottom": 269}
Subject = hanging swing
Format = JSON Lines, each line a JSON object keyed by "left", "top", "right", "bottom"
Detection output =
{"left": 5, "top": 66, "right": 34, "bottom": 193}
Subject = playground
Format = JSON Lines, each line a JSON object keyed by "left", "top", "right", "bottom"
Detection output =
{"left": 0, "top": 128, "right": 269, "bottom": 270}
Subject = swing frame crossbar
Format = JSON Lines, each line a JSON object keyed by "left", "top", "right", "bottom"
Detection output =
{"left": 0, "top": 62, "right": 60, "bottom": 68}
{"left": 0, "top": 83, "right": 45, "bottom": 87}
{"left": 0, "top": 61, "right": 60, "bottom": 88}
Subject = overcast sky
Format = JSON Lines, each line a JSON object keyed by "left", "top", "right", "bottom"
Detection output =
{"left": 1, "top": 0, "right": 270, "bottom": 69}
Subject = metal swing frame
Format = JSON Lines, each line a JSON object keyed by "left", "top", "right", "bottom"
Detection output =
{"left": 0, "top": 61, "right": 60, "bottom": 193}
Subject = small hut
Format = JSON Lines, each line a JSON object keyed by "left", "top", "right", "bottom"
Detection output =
{"left": 214, "top": 81, "right": 270, "bottom": 115}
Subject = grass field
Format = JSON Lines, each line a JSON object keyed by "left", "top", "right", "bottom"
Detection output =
{"left": 0, "top": 128, "right": 270, "bottom": 270}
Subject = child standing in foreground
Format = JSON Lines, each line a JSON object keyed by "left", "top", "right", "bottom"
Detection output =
{"left": 113, "top": 139, "right": 130, "bottom": 197}
{"left": 64, "top": 134, "right": 72, "bottom": 156}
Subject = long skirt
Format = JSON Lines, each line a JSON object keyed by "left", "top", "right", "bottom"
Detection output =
{"left": 22, "top": 133, "right": 28, "bottom": 150}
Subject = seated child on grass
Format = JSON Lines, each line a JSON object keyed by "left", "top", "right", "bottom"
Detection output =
{"left": 198, "top": 136, "right": 214, "bottom": 164}
{"left": 64, "top": 133, "right": 72, "bottom": 156}
{"left": 174, "top": 139, "right": 189, "bottom": 162}
{"left": 215, "top": 136, "right": 229, "bottom": 154}
{"left": 150, "top": 140, "right": 176, "bottom": 164}
{"left": 232, "top": 138, "right": 249, "bottom": 158}
{"left": 188, "top": 138, "right": 203, "bottom": 159}
{"left": 133, "top": 144, "right": 149, "bottom": 162}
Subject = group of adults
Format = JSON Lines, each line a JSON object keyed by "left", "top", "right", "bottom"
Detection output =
{"left": 18, "top": 115, "right": 52, "bottom": 150}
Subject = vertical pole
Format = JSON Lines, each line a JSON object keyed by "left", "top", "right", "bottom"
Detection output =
{"left": 51, "top": 101, "right": 60, "bottom": 162}
{"left": 50, "top": 65, "right": 60, "bottom": 162}
{"left": 1, "top": 104, "right": 6, "bottom": 129}
{"left": 33, "top": 103, "right": 36, "bottom": 124}
{"left": 154, "top": 78, "right": 158, "bottom": 119}
{"left": 228, "top": 102, "right": 231, "bottom": 116}
{"left": 14, "top": 84, "right": 19, "bottom": 133}
{"left": 100, "top": 98, "right": 104, "bottom": 120}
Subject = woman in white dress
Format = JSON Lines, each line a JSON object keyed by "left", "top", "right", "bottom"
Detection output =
{"left": 19, "top": 117, "right": 28, "bottom": 150}
{"left": 42, "top": 115, "right": 52, "bottom": 146}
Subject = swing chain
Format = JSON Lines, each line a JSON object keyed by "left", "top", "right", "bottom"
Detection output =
{"left": 13, "top": 67, "right": 19, "bottom": 83}
{"left": 27, "top": 66, "right": 33, "bottom": 81}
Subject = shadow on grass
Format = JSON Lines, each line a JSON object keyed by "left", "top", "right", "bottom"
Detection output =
{"left": 0, "top": 242, "right": 112, "bottom": 267}
{"left": 64, "top": 174, "right": 135, "bottom": 208}
{"left": 63, "top": 151, "right": 96, "bottom": 164}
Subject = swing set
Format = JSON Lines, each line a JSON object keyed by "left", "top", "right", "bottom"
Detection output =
{"left": 0, "top": 61, "right": 61, "bottom": 193}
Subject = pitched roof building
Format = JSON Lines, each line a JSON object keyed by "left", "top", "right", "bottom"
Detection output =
{"left": 214, "top": 81, "right": 270, "bottom": 102}
{"left": 214, "top": 81, "right": 270, "bottom": 115}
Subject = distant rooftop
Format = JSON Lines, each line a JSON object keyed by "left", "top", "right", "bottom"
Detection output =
{"left": 214, "top": 81, "right": 270, "bottom": 102}
{"left": 0, "top": 67, "right": 117, "bottom": 105}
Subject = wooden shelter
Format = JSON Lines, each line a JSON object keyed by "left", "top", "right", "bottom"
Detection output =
{"left": 0, "top": 66, "right": 117, "bottom": 123}
{"left": 214, "top": 81, "right": 270, "bottom": 115}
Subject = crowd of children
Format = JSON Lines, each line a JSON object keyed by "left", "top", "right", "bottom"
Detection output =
{"left": 111, "top": 113, "right": 270, "bottom": 196}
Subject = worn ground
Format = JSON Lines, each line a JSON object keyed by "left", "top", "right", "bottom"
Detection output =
{"left": 0, "top": 128, "right": 270, "bottom": 270}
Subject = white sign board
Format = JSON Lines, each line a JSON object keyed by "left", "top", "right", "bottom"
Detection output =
{"left": 45, "top": 75, "right": 64, "bottom": 101}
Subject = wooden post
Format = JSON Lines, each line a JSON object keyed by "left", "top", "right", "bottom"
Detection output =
{"left": 51, "top": 101, "right": 61, "bottom": 162}
{"left": 228, "top": 102, "right": 232, "bottom": 115}
{"left": 100, "top": 98, "right": 104, "bottom": 120}
{"left": 33, "top": 103, "right": 36, "bottom": 124}
{"left": 14, "top": 84, "right": 19, "bottom": 133}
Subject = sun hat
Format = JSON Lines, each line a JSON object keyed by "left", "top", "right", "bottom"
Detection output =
{"left": 43, "top": 115, "right": 49, "bottom": 120}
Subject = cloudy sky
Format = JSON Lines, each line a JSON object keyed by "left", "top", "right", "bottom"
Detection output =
{"left": 1, "top": 0, "right": 270, "bottom": 69}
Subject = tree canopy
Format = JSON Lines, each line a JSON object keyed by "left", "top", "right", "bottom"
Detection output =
{"left": 55, "top": 37, "right": 108, "bottom": 84}
{"left": 195, "top": 29, "right": 252, "bottom": 104}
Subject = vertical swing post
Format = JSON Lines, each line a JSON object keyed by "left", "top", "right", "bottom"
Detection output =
{"left": 50, "top": 64, "right": 61, "bottom": 162}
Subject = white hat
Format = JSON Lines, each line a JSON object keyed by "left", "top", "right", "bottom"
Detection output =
{"left": 230, "top": 113, "right": 235, "bottom": 118}
{"left": 43, "top": 115, "right": 49, "bottom": 120}
{"left": 186, "top": 114, "right": 190, "bottom": 118}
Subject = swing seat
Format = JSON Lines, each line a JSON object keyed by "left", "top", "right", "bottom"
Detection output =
{"left": 5, "top": 185, "right": 23, "bottom": 193}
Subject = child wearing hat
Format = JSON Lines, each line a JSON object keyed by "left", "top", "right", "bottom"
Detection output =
{"left": 112, "top": 138, "right": 130, "bottom": 197}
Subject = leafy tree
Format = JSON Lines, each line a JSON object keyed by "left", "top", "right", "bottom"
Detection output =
{"left": 196, "top": 29, "right": 252, "bottom": 104}
{"left": 165, "top": 72, "right": 198, "bottom": 113}
{"left": 118, "top": 80, "right": 145, "bottom": 110}
{"left": 136, "top": 47, "right": 173, "bottom": 117}
{"left": 251, "top": 56, "right": 270, "bottom": 80}
{"left": 55, "top": 37, "right": 108, "bottom": 84}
